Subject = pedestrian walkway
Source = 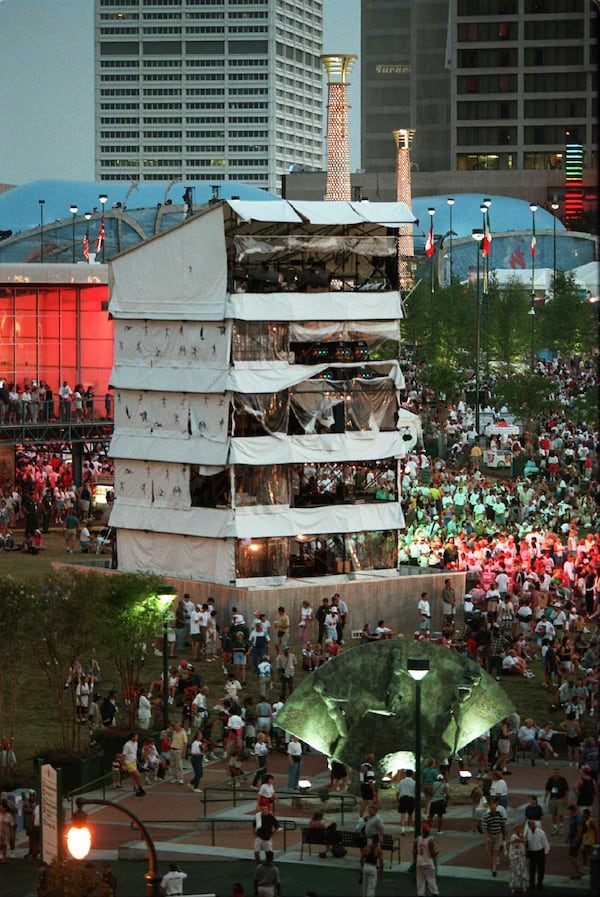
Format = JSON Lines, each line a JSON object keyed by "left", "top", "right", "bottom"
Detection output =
{"left": 10, "top": 749, "right": 588, "bottom": 896}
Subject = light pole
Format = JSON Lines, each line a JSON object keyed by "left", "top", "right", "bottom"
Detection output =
{"left": 426, "top": 207, "right": 435, "bottom": 293}
{"left": 158, "top": 587, "right": 177, "bottom": 729}
{"left": 446, "top": 197, "right": 455, "bottom": 282}
{"left": 472, "top": 228, "right": 484, "bottom": 435}
{"left": 67, "top": 797, "right": 162, "bottom": 897}
{"left": 69, "top": 204, "right": 78, "bottom": 263}
{"left": 529, "top": 203, "right": 538, "bottom": 370}
{"left": 551, "top": 199, "right": 559, "bottom": 295}
{"left": 39, "top": 199, "right": 45, "bottom": 262}
{"left": 98, "top": 193, "right": 108, "bottom": 262}
{"left": 407, "top": 656, "right": 430, "bottom": 874}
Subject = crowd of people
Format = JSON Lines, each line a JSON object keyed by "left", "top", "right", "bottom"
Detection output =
{"left": 0, "top": 379, "right": 113, "bottom": 425}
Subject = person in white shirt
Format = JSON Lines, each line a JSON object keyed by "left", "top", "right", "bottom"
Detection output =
{"left": 121, "top": 733, "right": 145, "bottom": 796}
{"left": 524, "top": 818, "right": 550, "bottom": 890}
{"left": 160, "top": 863, "right": 187, "bottom": 896}
{"left": 417, "top": 592, "right": 431, "bottom": 632}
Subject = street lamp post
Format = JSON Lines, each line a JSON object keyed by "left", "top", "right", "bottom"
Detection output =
{"left": 446, "top": 197, "right": 455, "bottom": 282}
{"left": 551, "top": 199, "right": 559, "bottom": 295}
{"left": 158, "top": 587, "right": 176, "bottom": 729}
{"left": 407, "top": 656, "right": 430, "bottom": 875}
{"left": 98, "top": 193, "right": 108, "bottom": 263}
{"left": 39, "top": 199, "right": 45, "bottom": 262}
{"left": 67, "top": 797, "right": 162, "bottom": 897}
{"left": 472, "top": 228, "right": 484, "bottom": 435}
{"left": 69, "top": 205, "right": 78, "bottom": 263}
{"left": 529, "top": 203, "right": 538, "bottom": 370}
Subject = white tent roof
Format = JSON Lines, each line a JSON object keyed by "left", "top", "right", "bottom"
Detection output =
{"left": 226, "top": 199, "right": 303, "bottom": 223}
{"left": 227, "top": 198, "right": 416, "bottom": 227}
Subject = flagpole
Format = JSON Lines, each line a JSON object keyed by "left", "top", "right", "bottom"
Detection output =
{"left": 426, "top": 207, "right": 435, "bottom": 293}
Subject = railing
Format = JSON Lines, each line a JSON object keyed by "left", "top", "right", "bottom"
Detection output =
{"left": 67, "top": 770, "right": 114, "bottom": 805}
{"left": 202, "top": 775, "right": 357, "bottom": 826}
{"left": 133, "top": 817, "right": 298, "bottom": 852}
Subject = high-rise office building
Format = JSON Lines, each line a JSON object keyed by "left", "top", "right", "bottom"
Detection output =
{"left": 94, "top": 0, "right": 324, "bottom": 193}
{"left": 361, "top": 0, "right": 598, "bottom": 178}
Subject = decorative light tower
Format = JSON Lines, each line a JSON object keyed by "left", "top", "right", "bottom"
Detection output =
{"left": 320, "top": 54, "right": 357, "bottom": 202}
{"left": 392, "top": 128, "right": 416, "bottom": 290}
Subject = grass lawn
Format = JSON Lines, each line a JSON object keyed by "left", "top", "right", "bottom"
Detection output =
{"left": 0, "top": 529, "right": 593, "bottom": 782}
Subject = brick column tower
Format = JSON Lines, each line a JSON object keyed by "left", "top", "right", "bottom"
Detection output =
{"left": 320, "top": 54, "right": 357, "bottom": 202}
{"left": 392, "top": 128, "right": 416, "bottom": 290}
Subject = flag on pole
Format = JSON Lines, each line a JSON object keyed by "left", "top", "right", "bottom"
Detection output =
{"left": 82, "top": 233, "right": 89, "bottom": 261}
{"left": 95, "top": 217, "right": 105, "bottom": 255}
{"left": 482, "top": 210, "right": 492, "bottom": 256}
{"left": 424, "top": 222, "right": 434, "bottom": 258}
{"left": 530, "top": 218, "right": 536, "bottom": 256}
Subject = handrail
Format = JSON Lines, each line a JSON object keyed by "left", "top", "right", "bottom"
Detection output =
{"left": 201, "top": 778, "right": 357, "bottom": 826}
{"left": 67, "top": 771, "right": 113, "bottom": 804}
{"left": 125, "top": 817, "right": 297, "bottom": 852}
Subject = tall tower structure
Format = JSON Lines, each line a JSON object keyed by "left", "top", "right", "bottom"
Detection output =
{"left": 94, "top": 0, "right": 324, "bottom": 194}
{"left": 321, "top": 54, "right": 357, "bottom": 201}
{"left": 392, "top": 128, "right": 415, "bottom": 290}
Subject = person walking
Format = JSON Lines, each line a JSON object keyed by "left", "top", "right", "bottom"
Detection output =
{"left": 395, "top": 769, "right": 416, "bottom": 834}
{"left": 566, "top": 803, "right": 583, "bottom": 880}
{"left": 286, "top": 735, "right": 302, "bottom": 790}
{"left": 189, "top": 730, "right": 205, "bottom": 792}
{"left": 254, "top": 850, "right": 281, "bottom": 897}
{"left": 359, "top": 834, "right": 384, "bottom": 897}
{"left": 415, "top": 822, "right": 439, "bottom": 897}
{"left": 160, "top": 862, "right": 187, "bottom": 896}
{"left": 544, "top": 767, "right": 569, "bottom": 835}
{"left": 252, "top": 733, "right": 269, "bottom": 787}
{"left": 482, "top": 800, "right": 506, "bottom": 877}
{"left": 427, "top": 774, "right": 449, "bottom": 834}
{"left": 507, "top": 822, "right": 528, "bottom": 895}
{"left": 253, "top": 806, "right": 280, "bottom": 862}
{"left": 524, "top": 818, "right": 550, "bottom": 891}
{"left": 121, "top": 733, "right": 145, "bottom": 797}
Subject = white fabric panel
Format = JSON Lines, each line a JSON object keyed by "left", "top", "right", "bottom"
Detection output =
{"left": 234, "top": 502, "right": 405, "bottom": 538}
{"left": 289, "top": 321, "right": 399, "bottom": 342}
{"left": 111, "top": 500, "right": 403, "bottom": 540}
{"left": 114, "top": 390, "right": 189, "bottom": 436}
{"left": 110, "top": 366, "right": 230, "bottom": 393}
{"left": 113, "top": 320, "right": 230, "bottom": 369}
{"left": 348, "top": 201, "right": 416, "bottom": 226}
{"left": 397, "top": 408, "right": 423, "bottom": 443}
{"left": 116, "top": 529, "right": 235, "bottom": 584}
{"left": 109, "top": 206, "right": 227, "bottom": 319}
{"left": 114, "top": 390, "right": 231, "bottom": 440}
{"left": 109, "top": 434, "right": 229, "bottom": 465}
{"left": 225, "top": 291, "right": 403, "bottom": 322}
{"left": 111, "top": 503, "right": 231, "bottom": 536}
{"left": 228, "top": 360, "right": 404, "bottom": 393}
{"left": 226, "top": 199, "right": 303, "bottom": 223}
{"left": 230, "top": 430, "right": 418, "bottom": 465}
{"left": 114, "top": 459, "right": 191, "bottom": 509}
{"left": 188, "top": 395, "right": 230, "bottom": 442}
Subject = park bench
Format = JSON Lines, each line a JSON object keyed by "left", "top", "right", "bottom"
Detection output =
{"left": 300, "top": 826, "right": 400, "bottom": 868}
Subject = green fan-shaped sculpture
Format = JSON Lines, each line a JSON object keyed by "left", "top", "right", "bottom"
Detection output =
{"left": 276, "top": 640, "right": 514, "bottom": 776}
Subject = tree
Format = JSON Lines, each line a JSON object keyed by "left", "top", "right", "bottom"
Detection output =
{"left": 485, "top": 275, "right": 531, "bottom": 370}
{"left": 491, "top": 373, "right": 555, "bottom": 431}
{"left": 0, "top": 575, "right": 35, "bottom": 746}
{"left": 101, "top": 573, "right": 167, "bottom": 728}
{"left": 536, "top": 271, "right": 596, "bottom": 358}
{"left": 403, "top": 280, "right": 475, "bottom": 367}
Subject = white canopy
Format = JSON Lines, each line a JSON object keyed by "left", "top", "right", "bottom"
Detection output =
{"left": 226, "top": 199, "right": 415, "bottom": 227}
